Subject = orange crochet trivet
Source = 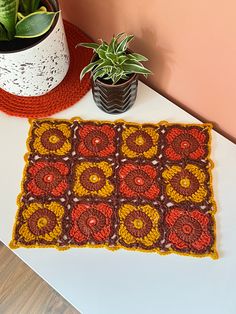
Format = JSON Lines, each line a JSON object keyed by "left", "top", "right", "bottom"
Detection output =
{"left": 0, "top": 21, "right": 93, "bottom": 118}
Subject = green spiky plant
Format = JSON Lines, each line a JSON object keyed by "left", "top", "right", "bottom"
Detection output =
{"left": 79, "top": 33, "right": 152, "bottom": 85}
{"left": 0, "top": 0, "right": 58, "bottom": 41}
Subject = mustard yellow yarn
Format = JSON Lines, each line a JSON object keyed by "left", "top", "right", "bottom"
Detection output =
{"left": 118, "top": 204, "right": 160, "bottom": 246}
{"left": 162, "top": 164, "right": 207, "bottom": 203}
{"left": 33, "top": 122, "right": 72, "bottom": 155}
{"left": 19, "top": 202, "right": 64, "bottom": 243}
{"left": 73, "top": 161, "right": 114, "bottom": 197}
{"left": 121, "top": 126, "right": 158, "bottom": 158}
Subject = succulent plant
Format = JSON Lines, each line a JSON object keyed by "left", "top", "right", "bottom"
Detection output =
{"left": 0, "top": 0, "right": 58, "bottom": 41}
{"left": 79, "top": 32, "right": 152, "bottom": 84}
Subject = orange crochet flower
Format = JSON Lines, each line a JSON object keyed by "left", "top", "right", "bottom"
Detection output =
{"left": 77, "top": 123, "right": 116, "bottom": 157}
{"left": 73, "top": 162, "right": 114, "bottom": 197}
{"left": 118, "top": 163, "right": 160, "bottom": 200}
{"left": 121, "top": 126, "right": 158, "bottom": 158}
{"left": 165, "top": 208, "right": 213, "bottom": 252}
{"left": 164, "top": 126, "right": 209, "bottom": 161}
{"left": 70, "top": 202, "right": 113, "bottom": 244}
{"left": 27, "top": 161, "right": 69, "bottom": 197}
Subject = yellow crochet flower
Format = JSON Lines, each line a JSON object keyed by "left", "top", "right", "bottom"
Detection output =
{"left": 33, "top": 122, "right": 72, "bottom": 155}
{"left": 118, "top": 204, "right": 160, "bottom": 247}
{"left": 19, "top": 202, "right": 64, "bottom": 243}
{"left": 121, "top": 126, "right": 158, "bottom": 158}
{"left": 73, "top": 161, "right": 114, "bottom": 197}
{"left": 162, "top": 164, "right": 207, "bottom": 203}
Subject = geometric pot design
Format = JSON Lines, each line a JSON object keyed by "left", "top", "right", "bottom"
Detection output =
{"left": 0, "top": 0, "right": 70, "bottom": 97}
{"left": 91, "top": 73, "right": 138, "bottom": 114}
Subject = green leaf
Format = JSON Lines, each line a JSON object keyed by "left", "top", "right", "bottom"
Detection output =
{"left": 97, "top": 47, "right": 106, "bottom": 59}
{"left": 113, "top": 74, "right": 121, "bottom": 84}
{"left": 111, "top": 32, "right": 125, "bottom": 52}
{"left": 17, "top": 12, "right": 25, "bottom": 20}
{"left": 110, "top": 33, "right": 125, "bottom": 51}
{"left": 117, "top": 55, "right": 128, "bottom": 65}
{"left": 116, "top": 34, "right": 134, "bottom": 53}
{"left": 0, "top": 0, "right": 19, "bottom": 40}
{"left": 123, "top": 62, "right": 152, "bottom": 75}
{"left": 80, "top": 59, "right": 102, "bottom": 80}
{"left": 38, "top": 6, "right": 47, "bottom": 13}
{"left": 114, "top": 67, "right": 122, "bottom": 75}
{"left": 121, "top": 74, "right": 129, "bottom": 80}
{"left": 110, "top": 37, "right": 116, "bottom": 53}
{"left": 19, "top": 0, "right": 40, "bottom": 15}
{"left": 97, "top": 41, "right": 108, "bottom": 52}
{"left": 107, "top": 41, "right": 114, "bottom": 54}
{"left": 113, "top": 68, "right": 127, "bottom": 84}
{"left": 105, "top": 52, "right": 116, "bottom": 64}
{"left": 115, "top": 32, "right": 125, "bottom": 41}
{"left": 92, "top": 60, "right": 112, "bottom": 73}
{"left": 112, "top": 74, "right": 121, "bottom": 84}
{"left": 102, "top": 76, "right": 112, "bottom": 80}
{"left": 128, "top": 53, "right": 148, "bottom": 62}
{"left": 0, "top": 22, "right": 8, "bottom": 40}
{"left": 77, "top": 42, "right": 99, "bottom": 50}
{"left": 15, "top": 11, "right": 57, "bottom": 38}
{"left": 125, "top": 58, "right": 143, "bottom": 67}
{"left": 93, "top": 68, "right": 106, "bottom": 81}
{"left": 101, "top": 41, "right": 108, "bottom": 49}
{"left": 20, "top": 0, "right": 30, "bottom": 14}
{"left": 31, "top": 0, "right": 40, "bottom": 12}
{"left": 107, "top": 67, "right": 118, "bottom": 84}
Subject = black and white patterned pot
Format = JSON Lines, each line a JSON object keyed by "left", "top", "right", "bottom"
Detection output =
{"left": 0, "top": 11, "right": 70, "bottom": 96}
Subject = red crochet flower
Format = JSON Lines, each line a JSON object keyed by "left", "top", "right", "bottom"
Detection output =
{"left": 77, "top": 124, "right": 116, "bottom": 157}
{"left": 165, "top": 208, "right": 212, "bottom": 252}
{"left": 27, "top": 161, "right": 69, "bottom": 197}
{"left": 70, "top": 203, "right": 113, "bottom": 244}
{"left": 164, "top": 127, "right": 208, "bottom": 161}
{"left": 118, "top": 163, "right": 160, "bottom": 200}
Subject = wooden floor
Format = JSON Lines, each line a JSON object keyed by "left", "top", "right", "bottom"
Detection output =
{"left": 0, "top": 242, "right": 79, "bottom": 314}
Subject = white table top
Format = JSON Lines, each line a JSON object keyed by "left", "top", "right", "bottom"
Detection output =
{"left": 1, "top": 82, "right": 236, "bottom": 314}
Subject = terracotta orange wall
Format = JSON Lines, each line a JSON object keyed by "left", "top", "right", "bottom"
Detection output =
{"left": 59, "top": 0, "right": 236, "bottom": 141}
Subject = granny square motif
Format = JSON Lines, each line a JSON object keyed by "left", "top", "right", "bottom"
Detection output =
{"left": 10, "top": 118, "right": 218, "bottom": 259}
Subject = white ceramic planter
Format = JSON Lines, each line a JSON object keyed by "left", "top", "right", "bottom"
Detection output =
{"left": 0, "top": 13, "right": 70, "bottom": 96}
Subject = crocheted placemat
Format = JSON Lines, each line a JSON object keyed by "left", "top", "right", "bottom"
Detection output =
{"left": 0, "top": 21, "right": 93, "bottom": 118}
{"left": 10, "top": 118, "right": 218, "bottom": 259}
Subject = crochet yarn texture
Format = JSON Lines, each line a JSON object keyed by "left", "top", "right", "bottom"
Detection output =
{"left": 0, "top": 21, "right": 92, "bottom": 118}
{"left": 10, "top": 118, "right": 218, "bottom": 259}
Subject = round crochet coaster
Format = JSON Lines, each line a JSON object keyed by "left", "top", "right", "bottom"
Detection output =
{"left": 0, "top": 21, "right": 93, "bottom": 118}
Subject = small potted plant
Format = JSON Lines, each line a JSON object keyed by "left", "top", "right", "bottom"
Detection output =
{"left": 79, "top": 33, "right": 152, "bottom": 114}
{"left": 0, "top": 0, "right": 70, "bottom": 96}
